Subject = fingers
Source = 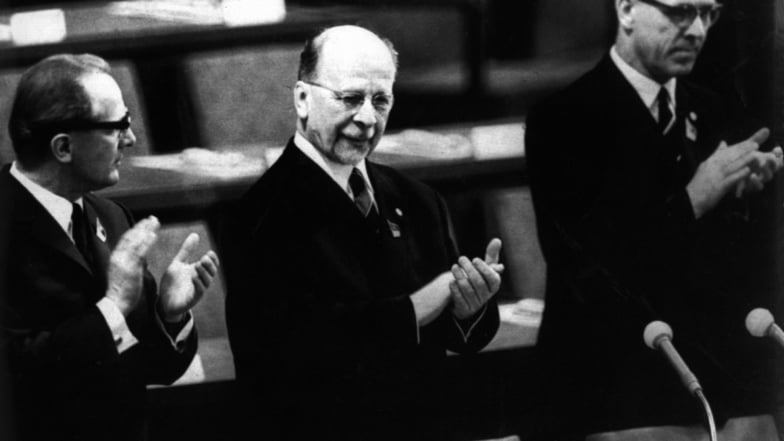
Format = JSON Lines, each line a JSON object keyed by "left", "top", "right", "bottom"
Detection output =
{"left": 459, "top": 256, "right": 498, "bottom": 302}
{"left": 195, "top": 251, "right": 219, "bottom": 288}
{"left": 451, "top": 262, "right": 480, "bottom": 309}
{"left": 484, "top": 238, "right": 502, "bottom": 264}
{"left": 449, "top": 280, "right": 471, "bottom": 318}
{"left": 173, "top": 233, "right": 200, "bottom": 263}
{"left": 748, "top": 127, "right": 771, "bottom": 145}
{"left": 116, "top": 216, "right": 159, "bottom": 259}
{"left": 473, "top": 258, "right": 502, "bottom": 294}
{"left": 489, "top": 263, "right": 505, "bottom": 274}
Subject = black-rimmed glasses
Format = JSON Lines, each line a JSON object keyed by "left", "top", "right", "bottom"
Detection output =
{"left": 637, "top": 0, "right": 722, "bottom": 28}
{"left": 304, "top": 81, "right": 394, "bottom": 113}
{"left": 28, "top": 111, "right": 132, "bottom": 133}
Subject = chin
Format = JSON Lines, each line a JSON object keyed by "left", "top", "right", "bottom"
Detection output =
{"left": 333, "top": 144, "right": 371, "bottom": 165}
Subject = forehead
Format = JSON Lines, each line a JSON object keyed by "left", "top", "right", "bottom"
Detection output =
{"left": 316, "top": 30, "right": 397, "bottom": 86}
{"left": 78, "top": 72, "right": 125, "bottom": 118}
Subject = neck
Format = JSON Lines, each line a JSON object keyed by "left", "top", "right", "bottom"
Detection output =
{"left": 17, "top": 162, "right": 83, "bottom": 202}
{"left": 615, "top": 38, "right": 670, "bottom": 85}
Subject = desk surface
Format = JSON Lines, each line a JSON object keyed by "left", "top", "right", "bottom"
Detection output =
{"left": 0, "top": 3, "right": 351, "bottom": 68}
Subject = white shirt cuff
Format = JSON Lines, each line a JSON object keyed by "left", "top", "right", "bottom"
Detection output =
{"left": 96, "top": 297, "right": 139, "bottom": 353}
{"left": 156, "top": 310, "right": 195, "bottom": 351}
{"left": 452, "top": 304, "right": 488, "bottom": 343}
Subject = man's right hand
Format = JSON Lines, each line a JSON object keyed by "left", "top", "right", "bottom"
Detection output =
{"left": 105, "top": 216, "right": 160, "bottom": 316}
{"left": 687, "top": 128, "right": 770, "bottom": 219}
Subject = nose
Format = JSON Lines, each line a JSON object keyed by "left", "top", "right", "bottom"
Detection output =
{"left": 120, "top": 128, "right": 136, "bottom": 148}
{"left": 352, "top": 97, "right": 377, "bottom": 127}
{"left": 685, "top": 14, "right": 707, "bottom": 38}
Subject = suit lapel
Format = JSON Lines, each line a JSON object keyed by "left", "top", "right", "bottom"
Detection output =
{"left": 284, "top": 145, "right": 373, "bottom": 296}
{"left": 2, "top": 167, "right": 94, "bottom": 275}
{"left": 365, "top": 162, "right": 419, "bottom": 292}
{"left": 83, "top": 199, "right": 111, "bottom": 279}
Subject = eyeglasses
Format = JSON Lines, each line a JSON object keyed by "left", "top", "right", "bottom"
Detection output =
{"left": 637, "top": 0, "right": 722, "bottom": 28}
{"left": 304, "top": 81, "right": 394, "bottom": 113}
{"left": 29, "top": 111, "right": 132, "bottom": 134}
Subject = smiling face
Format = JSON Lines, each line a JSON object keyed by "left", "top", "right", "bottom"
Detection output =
{"left": 67, "top": 72, "right": 135, "bottom": 192}
{"left": 294, "top": 26, "right": 397, "bottom": 165}
{"left": 617, "top": 0, "right": 717, "bottom": 83}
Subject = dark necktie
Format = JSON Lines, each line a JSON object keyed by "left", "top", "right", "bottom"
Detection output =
{"left": 349, "top": 168, "right": 381, "bottom": 229}
{"left": 71, "top": 202, "right": 94, "bottom": 269}
{"left": 657, "top": 87, "right": 673, "bottom": 134}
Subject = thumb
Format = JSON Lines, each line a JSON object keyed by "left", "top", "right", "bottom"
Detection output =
{"left": 484, "top": 238, "right": 502, "bottom": 264}
{"left": 173, "top": 233, "right": 200, "bottom": 263}
{"left": 747, "top": 127, "right": 770, "bottom": 146}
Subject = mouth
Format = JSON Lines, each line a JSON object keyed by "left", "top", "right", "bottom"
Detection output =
{"left": 343, "top": 135, "right": 372, "bottom": 145}
{"left": 670, "top": 45, "right": 700, "bottom": 57}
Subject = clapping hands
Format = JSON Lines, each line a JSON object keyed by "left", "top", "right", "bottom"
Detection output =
{"left": 450, "top": 238, "right": 504, "bottom": 320}
{"left": 158, "top": 233, "right": 220, "bottom": 323}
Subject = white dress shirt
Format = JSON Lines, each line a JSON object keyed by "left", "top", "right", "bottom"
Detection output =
{"left": 611, "top": 46, "right": 677, "bottom": 134}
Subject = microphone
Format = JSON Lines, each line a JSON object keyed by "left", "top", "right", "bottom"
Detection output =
{"left": 643, "top": 321, "right": 717, "bottom": 441}
{"left": 745, "top": 308, "right": 784, "bottom": 348}
{"left": 643, "top": 321, "right": 701, "bottom": 395}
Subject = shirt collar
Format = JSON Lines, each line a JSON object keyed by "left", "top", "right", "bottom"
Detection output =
{"left": 610, "top": 46, "right": 677, "bottom": 112}
{"left": 293, "top": 132, "right": 375, "bottom": 201}
{"left": 10, "top": 161, "right": 81, "bottom": 237}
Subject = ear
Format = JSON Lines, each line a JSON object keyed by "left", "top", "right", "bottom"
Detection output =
{"left": 617, "top": 0, "right": 635, "bottom": 31}
{"left": 50, "top": 133, "right": 73, "bottom": 164}
{"left": 293, "top": 81, "right": 310, "bottom": 120}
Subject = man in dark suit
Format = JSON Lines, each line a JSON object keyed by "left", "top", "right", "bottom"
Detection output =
{"left": 223, "top": 25, "right": 503, "bottom": 440}
{"left": 1, "top": 54, "right": 220, "bottom": 441}
{"left": 526, "top": 0, "right": 783, "bottom": 439}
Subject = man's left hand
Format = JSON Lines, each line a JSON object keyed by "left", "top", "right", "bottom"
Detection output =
{"left": 158, "top": 233, "right": 220, "bottom": 323}
{"left": 450, "top": 238, "right": 503, "bottom": 320}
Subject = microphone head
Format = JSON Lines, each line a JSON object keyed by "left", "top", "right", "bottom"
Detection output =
{"left": 644, "top": 320, "right": 673, "bottom": 349}
{"left": 745, "top": 308, "right": 774, "bottom": 338}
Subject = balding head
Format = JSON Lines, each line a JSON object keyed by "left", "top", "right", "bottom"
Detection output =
{"left": 298, "top": 25, "right": 398, "bottom": 82}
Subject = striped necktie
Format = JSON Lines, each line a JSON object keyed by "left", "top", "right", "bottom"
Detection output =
{"left": 657, "top": 87, "right": 673, "bottom": 134}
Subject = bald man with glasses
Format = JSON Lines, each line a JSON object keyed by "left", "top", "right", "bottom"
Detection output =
{"left": 223, "top": 25, "right": 503, "bottom": 440}
{"left": 1, "top": 54, "right": 219, "bottom": 441}
{"left": 526, "top": 0, "right": 783, "bottom": 439}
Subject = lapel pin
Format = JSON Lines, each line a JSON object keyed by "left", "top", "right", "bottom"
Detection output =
{"left": 96, "top": 218, "right": 107, "bottom": 242}
{"left": 686, "top": 118, "right": 698, "bottom": 142}
{"left": 387, "top": 220, "right": 402, "bottom": 238}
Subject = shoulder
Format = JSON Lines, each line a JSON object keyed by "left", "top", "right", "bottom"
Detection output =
{"left": 368, "top": 161, "right": 442, "bottom": 204}
{"left": 528, "top": 57, "right": 611, "bottom": 120}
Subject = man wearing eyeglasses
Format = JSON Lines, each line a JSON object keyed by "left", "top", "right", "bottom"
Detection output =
{"left": 526, "top": 1, "right": 783, "bottom": 440}
{"left": 223, "top": 25, "right": 503, "bottom": 440}
{"left": 1, "top": 54, "right": 220, "bottom": 441}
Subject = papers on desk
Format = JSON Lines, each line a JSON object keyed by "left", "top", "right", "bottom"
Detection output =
{"left": 108, "top": 1, "right": 224, "bottom": 25}
{"left": 373, "top": 123, "right": 525, "bottom": 160}
{"left": 128, "top": 147, "right": 264, "bottom": 179}
{"left": 375, "top": 129, "right": 473, "bottom": 159}
{"left": 499, "top": 298, "right": 543, "bottom": 327}
{"left": 470, "top": 123, "right": 525, "bottom": 159}
{"left": 109, "top": 0, "right": 287, "bottom": 26}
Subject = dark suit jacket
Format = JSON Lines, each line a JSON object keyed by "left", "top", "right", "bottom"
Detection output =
{"left": 526, "top": 56, "right": 778, "bottom": 436}
{"left": 0, "top": 165, "right": 197, "bottom": 441}
{"left": 222, "top": 140, "right": 500, "bottom": 440}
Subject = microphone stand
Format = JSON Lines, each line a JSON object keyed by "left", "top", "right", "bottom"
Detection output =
{"left": 694, "top": 389, "right": 717, "bottom": 441}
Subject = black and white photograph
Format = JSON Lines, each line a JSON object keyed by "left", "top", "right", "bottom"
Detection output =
{"left": 0, "top": 1, "right": 781, "bottom": 440}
